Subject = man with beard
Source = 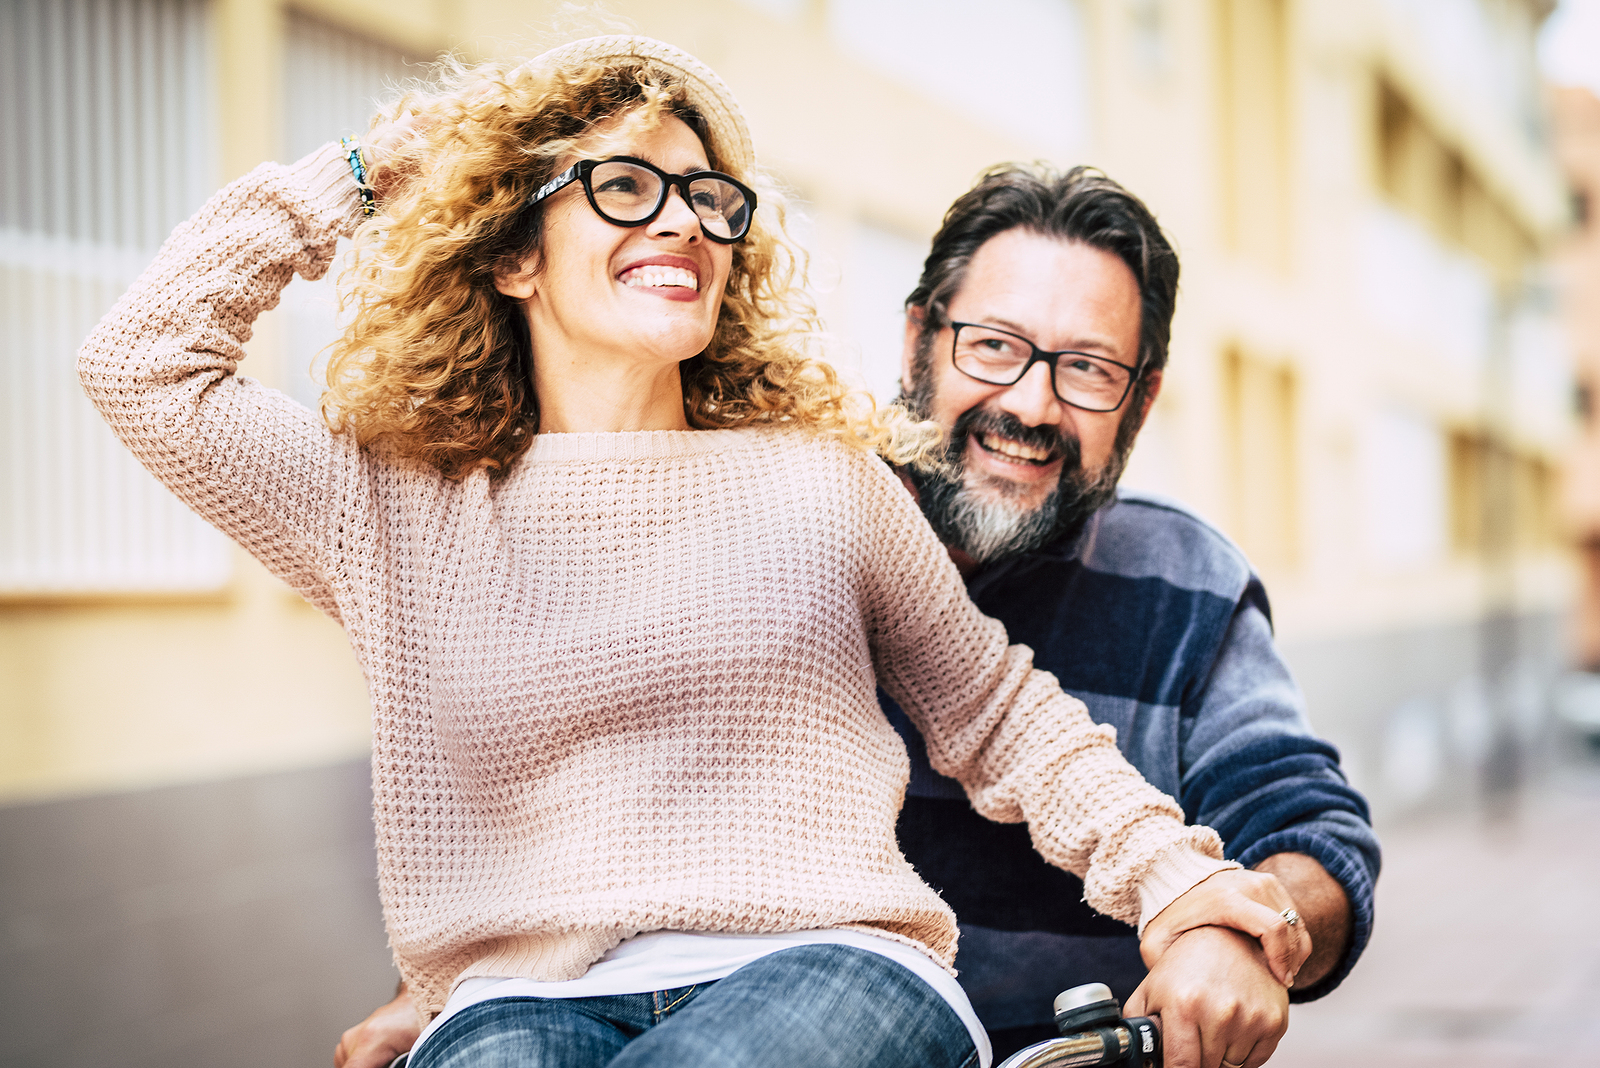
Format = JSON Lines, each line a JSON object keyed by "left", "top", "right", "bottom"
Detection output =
{"left": 888, "top": 164, "right": 1379, "bottom": 1062}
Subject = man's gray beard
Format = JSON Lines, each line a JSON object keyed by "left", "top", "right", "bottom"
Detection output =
{"left": 903, "top": 387, "right": 1129, "bottom": 565}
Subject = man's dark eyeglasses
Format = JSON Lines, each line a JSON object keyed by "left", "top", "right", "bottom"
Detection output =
{"left": 528, "top": 156, "right": 757, "bottom": 244}
{"left": 950, "top": 321, "right": 1139, "bottom": 413}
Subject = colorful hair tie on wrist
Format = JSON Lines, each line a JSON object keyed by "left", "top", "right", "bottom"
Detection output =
{"left": 341, "top": 137, "right": 377, "bottom": 219}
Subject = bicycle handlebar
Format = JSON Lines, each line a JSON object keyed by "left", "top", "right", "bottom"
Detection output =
{"left": 994, "top": 984, "right": 1161, "bottom": 1068}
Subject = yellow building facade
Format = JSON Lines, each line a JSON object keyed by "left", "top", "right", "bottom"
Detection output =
{"left": 0, "top": 0, "right": 1574, "bottom": 1062}
{"left": 3, "top": 0, "right": 1571, "bottom": 807}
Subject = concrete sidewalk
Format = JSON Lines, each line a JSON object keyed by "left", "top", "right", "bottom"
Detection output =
{"left": 1270, "top": 751, "right": 1600, "bottom": 1067}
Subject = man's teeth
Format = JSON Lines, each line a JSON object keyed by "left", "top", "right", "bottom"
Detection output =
{"left": 979, "top": 433, "right": 1053, "bottom": 463}
{"left": 622, "top": 266, "right": 698, "bottom": 290}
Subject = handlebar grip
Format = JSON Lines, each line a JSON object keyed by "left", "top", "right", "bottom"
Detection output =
{"left": 1123, "top": 1016, "right": 1161, "bottom": 1068}
{"left": 992, "top": 1015, "right": 1162, "bottom": 1068}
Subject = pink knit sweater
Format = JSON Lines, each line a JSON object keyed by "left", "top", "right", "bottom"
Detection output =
{"left": 79, "top": 144, "right": 1235, "bottom": 1015}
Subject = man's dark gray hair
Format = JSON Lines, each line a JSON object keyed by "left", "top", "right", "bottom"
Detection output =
{"left": 905, "top": 164, "right": 1180, "bottom": 398}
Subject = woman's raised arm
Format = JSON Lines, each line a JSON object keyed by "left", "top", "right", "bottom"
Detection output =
{"left": 78, "top": 144, "right": 380, "bottom": 613}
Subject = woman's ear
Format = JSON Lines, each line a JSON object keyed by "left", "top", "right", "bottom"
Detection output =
{"left": 494, "top": 254, "right": 540, "bottom": 300}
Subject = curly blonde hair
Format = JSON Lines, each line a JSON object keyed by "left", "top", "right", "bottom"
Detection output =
{"left": 322, "top": 52, "right": 939, "bottom": 478}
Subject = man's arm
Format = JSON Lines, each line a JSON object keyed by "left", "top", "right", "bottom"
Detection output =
{"left": 1179, "top": 591, "right": 1379, "bottom": 999}
{"left": 1253, "top": 851, "right": 1350, "bottom": 989}
{"left": 334, "top": 983, "right": 420, "bottom": 1068}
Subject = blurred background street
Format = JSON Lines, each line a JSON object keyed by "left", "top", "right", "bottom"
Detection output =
{"left": 1273, "top": 734, "right": 1600, "bottom": 1067}
{"left": 3, "top": 0, "right": 1600, "bottom": 1065}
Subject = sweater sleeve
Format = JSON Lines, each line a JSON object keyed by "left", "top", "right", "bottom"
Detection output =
{"left": 854, "top": 456, "right": 1237, "bottom": 930}
{"left": 77, "top": 144, "right": 373, "bottom": 617}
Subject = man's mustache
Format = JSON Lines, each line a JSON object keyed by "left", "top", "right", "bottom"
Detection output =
{"left": 949, "top": 406, "right": 1082, "bottom": 473}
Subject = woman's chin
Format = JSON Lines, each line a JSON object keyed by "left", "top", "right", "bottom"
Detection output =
{"left": 628, "top": 327, "right": 718, "bottom": 367}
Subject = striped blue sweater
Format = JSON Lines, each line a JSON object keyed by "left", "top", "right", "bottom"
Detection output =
{"left": 885, "top": 489, "right": 1379, "bottom": 1031}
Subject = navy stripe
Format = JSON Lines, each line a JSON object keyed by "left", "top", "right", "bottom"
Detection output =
{"left": 970, "top": 561, "right": 1238, "bottom": 709}
{"left": 896, "top": 797, "right": 1134, "bottom": 938}
{"left": 952, "top": 925, "right": 1148, "bottom": 1028}
{"left": 1184, "top": 733, "right": 1368, "bottom": 834}
{"left": 1009, "top": 491, "right": 1255, "bottom": 602}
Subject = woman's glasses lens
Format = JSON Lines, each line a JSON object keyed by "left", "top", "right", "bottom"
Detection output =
{"left": 589, "top": 160, "right": 660, "bottom": 219}
{"left": 686, "top": 177, "right": 749, "bottom": 239}
{"left": 588, "top": 160, "right": 750, "bottom": 240}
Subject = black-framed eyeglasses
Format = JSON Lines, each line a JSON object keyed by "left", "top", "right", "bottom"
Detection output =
{"left": 528, "top": 156, "right": 757, "bottom": 244}
{"left": 950, "top": 321, "right": 1139, "bottom": 413}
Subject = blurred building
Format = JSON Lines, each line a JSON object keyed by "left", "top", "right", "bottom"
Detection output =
{"left": 1555, "top": 86, "right": 1600, "bottom": 665}
{"left": 0, "top": 0, "right": 1575, "bottom": 1064}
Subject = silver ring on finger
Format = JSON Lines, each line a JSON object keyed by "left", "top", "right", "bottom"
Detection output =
{"left": 1279, "top": 907, "right": 1301, "bottom": 927}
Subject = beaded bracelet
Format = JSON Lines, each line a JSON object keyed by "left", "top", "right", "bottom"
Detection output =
{"left": 341, "top": 137, "right": 377, "bottom": 218}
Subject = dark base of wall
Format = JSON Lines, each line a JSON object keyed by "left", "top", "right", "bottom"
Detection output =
{"left": 0, "top": 760, "right": 398, "bottom": 1068}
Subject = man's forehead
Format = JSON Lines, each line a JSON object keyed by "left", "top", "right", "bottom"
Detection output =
{"left": 960, "top": 229, "right": 1133, "bottom": 291}
{"left": 949, "top": 229, "right": 1142, "bottom": 357}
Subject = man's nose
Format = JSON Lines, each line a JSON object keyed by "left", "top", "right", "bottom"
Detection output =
{"left": 995, "top": 359, "right": 1063, "bottom": 428}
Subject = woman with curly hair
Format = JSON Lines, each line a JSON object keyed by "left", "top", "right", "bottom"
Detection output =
{"left": 80, "top": 36, "right": 1305, "bottom": 1068}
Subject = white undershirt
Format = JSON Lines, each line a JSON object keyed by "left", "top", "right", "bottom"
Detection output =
{"left": 410, "top": 929, "right": 992, "bottom": 1067}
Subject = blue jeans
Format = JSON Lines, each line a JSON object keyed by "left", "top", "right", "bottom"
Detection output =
{"left": 409, "top": 944, "right": 980, "bottom": 1068}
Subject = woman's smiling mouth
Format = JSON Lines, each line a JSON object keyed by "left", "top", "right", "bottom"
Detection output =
{"left": 620, "top": 264, "right": 699, "bottom": 291}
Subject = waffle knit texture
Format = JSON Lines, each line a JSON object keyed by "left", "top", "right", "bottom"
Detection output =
{"left": 78, "top": 144, "right": 1236, "bottom": 1017}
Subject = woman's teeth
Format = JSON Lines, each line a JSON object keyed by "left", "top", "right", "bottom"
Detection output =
{"left": 978, "top": 433, "right": 1053, "bottom": 463}
{"left": 622, "top": 266, "right": 698, "bottom": 290}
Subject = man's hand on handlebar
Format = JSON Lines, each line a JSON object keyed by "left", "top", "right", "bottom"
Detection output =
{"left": 1124, "top": 926, "right": 1289, "bottom": 1068}
{"left": 334, "top": 983, "right": 421, "bottom": 1068}
{"left": 1140, "top": 868, "right": 1311, "bottom": 989}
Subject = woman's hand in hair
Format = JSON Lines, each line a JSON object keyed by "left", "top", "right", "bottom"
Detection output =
{"left": 364, "top": 74, "right": 510, "bottom": 205}
{"left": 362, "top": 112, "right": 427, "bottom": 204}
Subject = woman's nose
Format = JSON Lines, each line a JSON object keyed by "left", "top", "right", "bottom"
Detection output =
{"left": 649, "top": 183, "right": 703, "bottom": 239}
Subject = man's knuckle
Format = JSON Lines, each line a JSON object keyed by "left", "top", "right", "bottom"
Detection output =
{"left": 1246, "top": 1003, "right": 1281, "bottom": 1028}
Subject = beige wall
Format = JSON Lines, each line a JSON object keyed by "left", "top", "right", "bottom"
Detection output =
{"left": 2, "top": 0, "right": 1575, "bottom": 802}
{"left": 1054, "top": 0, "right": 1571, "bottom": 647}
{"left": 1554, "top": 86, "right": 1600, "bottom": 664}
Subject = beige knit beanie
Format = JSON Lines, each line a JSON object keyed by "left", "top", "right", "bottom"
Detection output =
{"left": 529, "top": 35, "right": 755, "bottom": 174}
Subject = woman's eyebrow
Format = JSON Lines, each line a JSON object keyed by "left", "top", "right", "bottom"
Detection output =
{"left": 638, "top": 149, "right": 711, "bottom": 171}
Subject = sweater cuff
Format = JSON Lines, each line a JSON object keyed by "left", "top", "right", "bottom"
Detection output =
{"left": 1135, "top": 846, "right": 1242, "bottom": 933}
{"left": 284, "top": 141, "right": 366, "bottom": 235}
